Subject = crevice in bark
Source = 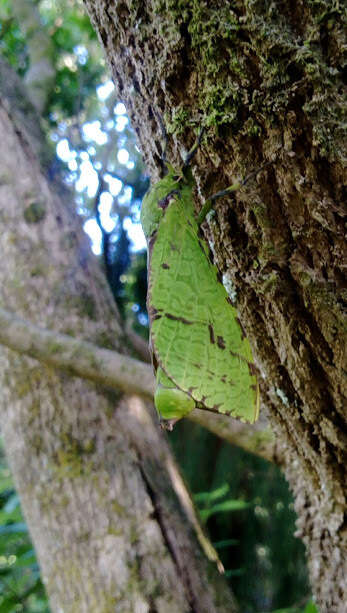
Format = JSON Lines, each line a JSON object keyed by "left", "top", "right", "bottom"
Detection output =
{"left": 138, "top": 463, "right": 200, "bottom": 613}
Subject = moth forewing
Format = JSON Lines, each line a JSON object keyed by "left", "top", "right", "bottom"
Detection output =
{"left": 143, "top": 167, "right": 259, "bottom": 425}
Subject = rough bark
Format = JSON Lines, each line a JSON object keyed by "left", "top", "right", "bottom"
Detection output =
{"left": 0, "top": 65, "right": 235, "bottom": 612}
{"left": 82, "top": 1, "right": 346, "bottom": 611}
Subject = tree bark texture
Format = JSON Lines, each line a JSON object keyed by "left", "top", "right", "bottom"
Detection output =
{"left": 0, "top": 65, "right": 234, "bottom": 612}
{"left": 83, "top": 1, "right": 346, "bottom": 611}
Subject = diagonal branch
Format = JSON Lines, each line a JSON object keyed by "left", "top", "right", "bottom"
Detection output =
{"left": 0, "top": 306, "right": 155, "bottom": 399}
{"left": 0, "top": 306, "right": 279, "bottom": 463}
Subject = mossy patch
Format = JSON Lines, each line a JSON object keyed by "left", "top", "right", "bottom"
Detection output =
{"left": 23, "top": 201, "right": 46, "bottom": 223}
{"left": 51, "top": 433, "right": 97, "bottom": 480}
{"left": 155, "top": 0, "right": 345, "bottom": 159}
{"left": 67, "top": 292, "right": 98, "bottom": 320}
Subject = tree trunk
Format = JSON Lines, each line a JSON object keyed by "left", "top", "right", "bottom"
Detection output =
{"left": 0, "top": 60, "right": 234, "bottom": 612}
{"left": 83, "top": 2, "right": 346, "bottom": 611}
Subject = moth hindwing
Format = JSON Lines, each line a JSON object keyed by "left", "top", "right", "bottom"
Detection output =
{"left": 140, "top": 163, "right": 259, "bottom": 425}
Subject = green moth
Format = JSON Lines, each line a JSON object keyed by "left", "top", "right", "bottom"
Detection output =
{"left": 141, "top": 142, "right": 260, "bottom": 428}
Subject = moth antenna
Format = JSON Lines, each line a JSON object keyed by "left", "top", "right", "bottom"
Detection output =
{"left": 241, "top": 158, "right": 273, "bottom": 186}
{"left": 154, "top": 110, "right": 169, "bottom": 172}
{"left": 182, "top": 127, "right": 205, "bottom": 170}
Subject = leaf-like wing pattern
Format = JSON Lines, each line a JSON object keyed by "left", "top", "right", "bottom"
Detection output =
{"left": 147, "top": 186, "right": 259, "bottom": 423}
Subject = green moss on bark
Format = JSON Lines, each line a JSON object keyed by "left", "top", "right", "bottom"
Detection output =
{"left": 23, "top": 201, "right": 46, "bottom": 223}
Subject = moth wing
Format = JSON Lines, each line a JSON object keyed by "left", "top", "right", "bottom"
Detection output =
{"left": 148, "top": 192, "right": 259, "bottom": 423}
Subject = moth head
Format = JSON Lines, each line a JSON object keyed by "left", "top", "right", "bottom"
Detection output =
{"left": 154, "top": 385, "right": 195, "bottom": 421}
{"left": 140, "top": 165, "right": 184, "bottom": 239}
{"left": 153, "top": 365, "right": 195, "bottom": 423}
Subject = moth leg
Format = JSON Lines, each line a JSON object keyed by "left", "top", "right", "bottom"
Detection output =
{"left": 197, "top": 159, "right": 273, "bottom": 225}
{"left": 153, "top": 110, "right": 169, "bottom": 169}
{"left": 197, "top": 181, "right": 242, "bottom": 225}
{"left": 160, "top": 418, "right": 180, "bottom": 431}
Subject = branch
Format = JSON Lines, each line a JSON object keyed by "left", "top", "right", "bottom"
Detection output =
{"left": 0, "top": 307, "right": 155, "bottom": 399}
{"left": 0, "top": 307, "right": 278, "bottom": 463}
{"left": 189, "top": 410, "right": 278, "bottom": 464}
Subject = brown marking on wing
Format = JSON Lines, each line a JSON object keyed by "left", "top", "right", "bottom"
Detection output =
{"left": 148, "top": 305, "right": 163, "bottom": 322}
{"left": 197, "top": 240, "right": 207, "bottom": 255}
{"left": 217, "top": 336, "right": 226, "bottom": 350}
{"left": 236, "top": 317, "right": 246, "bottom": 340}
{"left": 148, "top": 232, "right": 157, "bottom": 257}
{"left": 248, "top": 363, "right": 258, "bottom": 377}
{"left": 226, "top": 296, "right": 233, "bottom": 306}
{"left": 161, "top": 262, "right": 170, "bottom": 269}
{"left": 213, "top": 404, "right": 222, "bottom": 411}
{"left": 169, "top": 242, "right": 179, "bottom": 252}
{"left": 158, "top": 189, "right": 179, "bottom": 210}
{"left": 208, "top": 323, "right": 215, "bottom": 344}
{"left": 165, "top": 313, "right": 194, "bottom": 325}
{"left": 229, "top": 348, "right": 250, "bottom": 366}
{"left": 188, "top": 386, "right": 198, "bottom": 394}
{"left": 152, "top": 351, "right": 158, "bottom": 372}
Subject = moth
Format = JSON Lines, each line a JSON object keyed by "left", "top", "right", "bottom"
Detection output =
{"left": 141, "top": 134, "right": 262, "bottom": 428}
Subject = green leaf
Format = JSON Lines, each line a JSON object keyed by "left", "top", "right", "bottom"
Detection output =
{"left": 224, "top": 568, "right": 245, "bottom": 578}
{"left": 213, "top": 538, "right": 239, "bottom": 549}
{"left": 302, "top": 602, "right": 319, "bottom": 613}
{"left": 0, "top": 598, "right": 19, "bottom": 613}
{"left": 0, "top": 477, "right": 14, "bottom": 493}
{"left": 194, "top": 483, "right": 230, "bottom": 503}
{"left": 199, "top": 499, "right": 250, "bottom": 522}
{"left": 266, "top": 603, "right": 318, "bottom": 613}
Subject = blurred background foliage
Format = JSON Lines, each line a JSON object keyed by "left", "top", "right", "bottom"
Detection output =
{"left": 0, "top": 1, "right": 318, "bottom": 611}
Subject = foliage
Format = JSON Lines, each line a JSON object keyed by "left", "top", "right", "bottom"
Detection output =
{"left": 119, "top": 249, "right": 148, "bottom": 335}
{"left": 170, "top": 422, "right": 314, "bottom": 612}
{"left": 0, "top": 443, "right": 49, "bottom": 612}
{"left": 268, "top": 603, "right": 318, "bottom": 613}
{"left": 0, "top": 0, "right": 28, "bottom": 75}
